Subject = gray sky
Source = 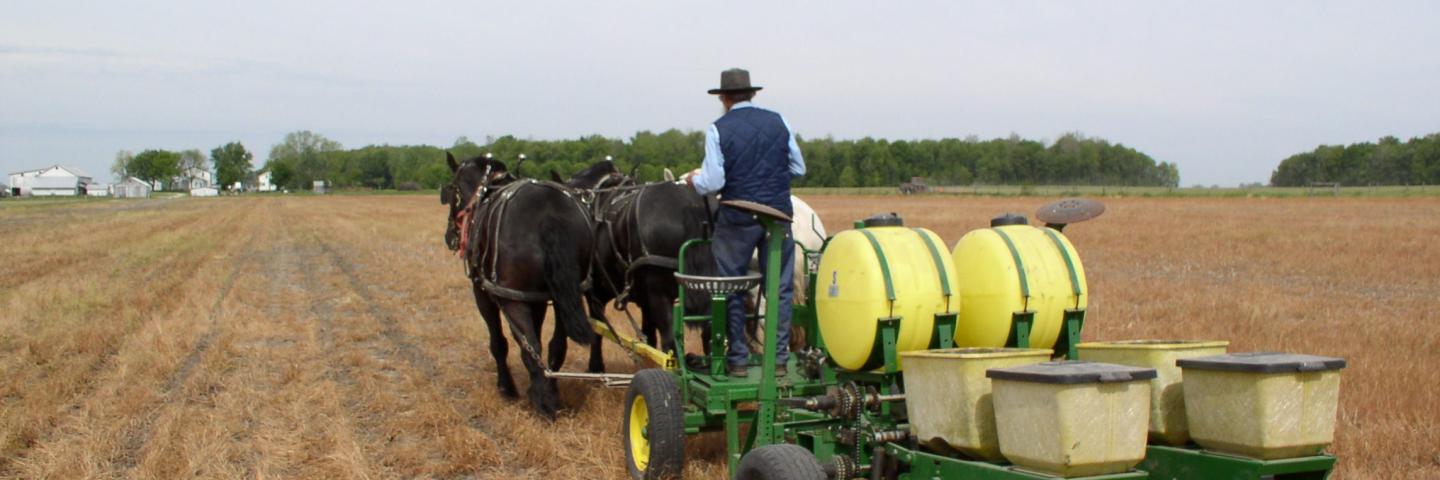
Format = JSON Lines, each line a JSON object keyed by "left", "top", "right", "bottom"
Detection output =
{"left": 3, "top": 1, "right": 1437, "bottom": 186}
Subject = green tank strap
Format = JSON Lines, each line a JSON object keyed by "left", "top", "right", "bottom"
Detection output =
{"left": 857, "top": 229, "right": 896, "bottom": 303}
{"left": 911, "top": 228, "right": 952, "bottom": 297}
{"left": 1042, "top": 227, "right": 1084, "bottom": 307}
{"left": 991, "top": 227, "right": 1031, "bottom": 310}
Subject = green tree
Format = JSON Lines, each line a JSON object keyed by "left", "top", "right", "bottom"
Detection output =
{"left": 129, "top": 150, "right": 181, "bottom": 188}
{"left": 210, "top": 140, "right": 252, "bottom": 188}
{"left": 266, "top": 130, "right": 343, "bottom": 190}
{"left": 269, "top": 162, "right": 295, "bottom": 190}
{"left": 211, "top": 142, "right": 254, "bottom": 190}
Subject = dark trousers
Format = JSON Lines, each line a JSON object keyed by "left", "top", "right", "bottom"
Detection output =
{"left": 713, "top": 213, "right": 794, "bottom": 367}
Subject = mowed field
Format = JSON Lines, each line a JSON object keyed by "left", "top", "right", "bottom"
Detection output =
{"left": 1, "top": 194, "right": 1437, "bottom": 479}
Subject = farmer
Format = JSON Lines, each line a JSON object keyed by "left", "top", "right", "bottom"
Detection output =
{"left": 686, "top": 68, "right": 806, "bottom": 378}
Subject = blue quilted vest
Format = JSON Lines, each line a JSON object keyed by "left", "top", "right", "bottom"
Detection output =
{"left": 715, "top": 106, "right": 794, "bottom": 224}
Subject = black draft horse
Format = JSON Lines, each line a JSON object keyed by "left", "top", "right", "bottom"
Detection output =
{"left": 442, "top": 152, "right": 596, "bottom": 418}
{"left": 556, "top": 161, "right": 712, "bottom": 372}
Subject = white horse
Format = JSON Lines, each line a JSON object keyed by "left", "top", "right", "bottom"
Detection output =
{"left": 669, "top": 168, "right": 826, "bottom": 301}
{"left": 672, "top": 168, "right": 827, "bottom": 353}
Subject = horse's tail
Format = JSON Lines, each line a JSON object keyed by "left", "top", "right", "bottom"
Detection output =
{"left": 542, "top": 219, "right": 597, "bottom": 346}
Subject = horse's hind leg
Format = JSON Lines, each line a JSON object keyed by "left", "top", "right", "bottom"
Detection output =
{"left": 639, "top": 288, "right": 677, "bottom": 355}
{"left": 500, "top": 300, "right": 560, "bottom": 418}
{"left": 546, "top": 314, "right": 568, "bottom": 372}
{"left": 473, "top": 281, "right": 519, "bottom": 398}
{"left": 586, "top": 297, "right": 606, "bottom": 373}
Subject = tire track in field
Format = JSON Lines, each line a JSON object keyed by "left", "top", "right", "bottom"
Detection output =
{"left": 281, "top": 204, "right": 389, "bottom": 477}
{"left": 0, "top": 208, "right": 248, "bottom": 475}
{"left": 111, "top": 208, "right": 260, "bottom": 470}
{"left": 306, "top": 230, "right": 523, "bottom": 475}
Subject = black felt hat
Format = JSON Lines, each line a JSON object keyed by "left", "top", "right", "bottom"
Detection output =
{"left": 708, "top": 68, "right": 764, "bottom": 94}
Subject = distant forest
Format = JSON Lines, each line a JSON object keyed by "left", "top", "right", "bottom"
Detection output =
{"left": 1270, "top": 133, "right": 1440, "bottom": 186}
{"left": 258, "top": 130, "right": 1180, "bottom": 191}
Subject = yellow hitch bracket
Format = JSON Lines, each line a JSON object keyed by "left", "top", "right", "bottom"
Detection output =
{"left": 591, "top": 319, "right": 678, "bottom": 370}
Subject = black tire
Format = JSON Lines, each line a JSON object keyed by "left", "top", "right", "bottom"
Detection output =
{"left": 735, "top": 444, "right": 825, "bottom": 480}
{"left": 624, "top": 369, "right": 685, "bottom": 479}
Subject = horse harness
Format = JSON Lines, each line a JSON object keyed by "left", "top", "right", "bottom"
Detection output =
{"left": 585, "top": 181, "right": 682, "bottom": 310}
{"left": 455, "top": 178, "right": 593, "bottom": 303}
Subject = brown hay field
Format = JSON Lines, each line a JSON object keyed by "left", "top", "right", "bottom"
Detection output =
{"left": 1, "top": 194, "right": 1436, "bottom": 479}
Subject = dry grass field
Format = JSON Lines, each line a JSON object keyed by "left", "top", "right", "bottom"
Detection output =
{"left": 1, "top": 194, "right": 1436, "bottom": 479}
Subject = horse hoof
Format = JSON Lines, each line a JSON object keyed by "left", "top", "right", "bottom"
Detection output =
{"left": 528, "top": 392, "right": 559, "bottom": 419}
{"left": 498, "top": 382, "right": 520, "bottom": 399}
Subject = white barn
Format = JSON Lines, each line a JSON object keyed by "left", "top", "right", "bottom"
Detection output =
{"left": 86, "top": 183, "right": 111, "bottom": 197}
{"left": 8, "top": 165, "right": 92, "bottom": 197}
{"left": 115, "top": 177, "right": 152, "bottom": 198}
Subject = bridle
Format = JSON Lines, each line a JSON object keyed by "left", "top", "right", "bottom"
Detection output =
{"left": 449, "top": 164, "right": 506, "bottom": 259}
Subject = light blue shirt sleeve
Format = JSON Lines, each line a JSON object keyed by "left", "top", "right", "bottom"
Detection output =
{"left": 691, "top": 124, "right": 726, "bottom": 195}
{"left": 782, "top": 116, "right": 806, "bottom": 178}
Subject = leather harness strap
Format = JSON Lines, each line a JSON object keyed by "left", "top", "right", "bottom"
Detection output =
{"left": 458, "top": 178, "right": 595, "bottom": 303}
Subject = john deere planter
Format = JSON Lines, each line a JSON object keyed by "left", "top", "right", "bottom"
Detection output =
{"left": 603, "top": 198, "right": 1340, "bottom": 480}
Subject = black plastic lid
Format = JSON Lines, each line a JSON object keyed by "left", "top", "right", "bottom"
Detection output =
{"left": 990, "top": 213, "right": 1029, "bottom": 227}
{"left": 986, "top": 361, "right": 1157, "bottom": 384}
{"left": 862, "top": 213, "right": 904, "bottom": 227}
{"left": 1177, "top": 352, "right": 1347, "bottom": 373}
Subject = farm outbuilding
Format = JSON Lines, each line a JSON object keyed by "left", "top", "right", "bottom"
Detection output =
{"left": 31, "top": 177, "right": 84, "bottom": 197}
{"left": 8, "top": 165, "right": 92, "bottom": 197}
{"left": 115, "top": 177, "right": 152, "bottom": 199}
{"left": 86, "top": 183, "right": 111, "bottom": 197}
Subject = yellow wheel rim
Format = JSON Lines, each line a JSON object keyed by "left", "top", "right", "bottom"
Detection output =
{"left": 629, "top": 395, "right": 650, "bottom": 471}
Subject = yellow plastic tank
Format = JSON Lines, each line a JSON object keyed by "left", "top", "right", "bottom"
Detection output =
{"left": 817, "top": 225, "right": 959, "bottom": 371}
{"left": 1178, "top": 352, "right": 1346, "bottom": 459}
{"left": 1077, "top": 340, "right": 1230, "bottom": 446}
{"left": 951, "top": 225, "right": 1086, "bottom": 349}
{"left": 987, "top": 361, "right": 1156, "bottom": 477}
{"left": 901, "top": 348, "right": 1052, "bottom": 460}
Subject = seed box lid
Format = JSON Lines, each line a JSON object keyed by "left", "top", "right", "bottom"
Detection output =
{"left": 1176, "top": 352, "right": 1346, "bottom": 373}
{"left": 986, "top": 361, "right": 1157, "bottom": 384}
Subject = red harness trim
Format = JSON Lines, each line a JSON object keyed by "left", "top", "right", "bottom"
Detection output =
{"left": 453, "top": 184, "right": 485, "bottom": 258}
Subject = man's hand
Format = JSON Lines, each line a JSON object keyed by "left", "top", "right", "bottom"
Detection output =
{"left": 680, "top": 168, "right": 701, "bottom": 188}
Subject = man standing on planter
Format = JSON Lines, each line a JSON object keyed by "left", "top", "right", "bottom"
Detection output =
{"left": 687, "top": 68, "right": 806, "bottom": 378}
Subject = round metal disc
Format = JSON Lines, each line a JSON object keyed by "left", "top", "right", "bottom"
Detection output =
{"left": 1035, "top": 198, "right": 1106, "bottom": 225}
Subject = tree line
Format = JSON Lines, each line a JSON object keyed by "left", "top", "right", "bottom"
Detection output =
{"left": 256, "top": 130, "right": 1180, "bottom": 191}
{"left": 111, "top": 143, "right": 253, "bottom": 190}
{"left": 110, "top": 130, "right": 1180, "bottom": 191}
{"left": 1270, "top": 133, "right": 1440, "bottom": 186}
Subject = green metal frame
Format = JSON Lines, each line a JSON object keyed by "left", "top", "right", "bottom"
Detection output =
{"left": 890, "top": 443, "right": 1147, "bottom": 480}
{"left": 1140, "top": 445, "right": 1335, "bottom": 480}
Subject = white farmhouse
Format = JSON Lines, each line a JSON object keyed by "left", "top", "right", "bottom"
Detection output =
{"left": 8, "top": 165, "right": 92, "bottom": 197}
{"left": 255, "top": 170, "right": 276, "bottom": 192}
{"left": 115, "top": 177, "right": 153, "bottom": 198}
{"left": 172, "top": 166, "right": 214, "bottom": 191}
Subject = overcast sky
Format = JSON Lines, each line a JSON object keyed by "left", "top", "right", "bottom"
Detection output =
{"left": 3, "top": 1, "right": 1437, "bottom": 186}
